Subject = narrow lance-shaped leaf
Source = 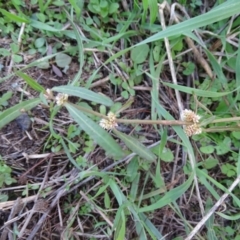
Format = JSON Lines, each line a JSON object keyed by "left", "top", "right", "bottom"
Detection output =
{"left": 53, "top": 86, "right": 113, "bottom": 106}
{"left": 65, "top": 103, "right": 124, "bottom": 159}
{"left": 113, "top": 129, "right": 156, "bottom": 162}
{"left": 0, "top": 9, "right": 29, "bottom": 23}
{"left": 0, "top": 98, "right": 41, "bottom": 129}
{"left": 16, "top": 71, "right": 45, "bottom": 92}
{"left": 0, "top": 91, "right": 12, "bottom": 105}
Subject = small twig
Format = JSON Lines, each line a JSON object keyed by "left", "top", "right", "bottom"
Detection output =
{"left": 159, "top": 1, "right": 205, "bottom": 216}
{"left": 18, "top": 158, "right": 52, "bottom": 238}
{"left": 80, "top": 191, "right": 113, "bottom": 227}
{"left": 158, "top": 2, "right": 183, "bottom": 113}
{"left": 0, "top": 198, "right": 23, "bottom": 240}
{"left": 185, "top": 175, "right": 240, "bottom": 240}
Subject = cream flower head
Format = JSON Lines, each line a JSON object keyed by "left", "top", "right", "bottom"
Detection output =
{"left": 99, "top": 112, "right": 118, "bottom": 130}
{"left": 55, "top": 93, "right": 68, "bottom": 106}
{"left": 181, "top": 109, "right": 202, "bottom": 136}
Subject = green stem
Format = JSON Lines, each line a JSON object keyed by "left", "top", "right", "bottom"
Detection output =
{"left": 211, "top": 117, "right": 240, "bottom": 124}
{"left": 116, "top": 119, "right": 192, "bottom": 125}
{"left": 204, "top": 126, "right": 240, "bottom": 132}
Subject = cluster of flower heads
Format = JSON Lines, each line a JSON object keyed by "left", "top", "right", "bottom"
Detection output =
{"left": 44, "top": 89, "right": 69, "bottom": 106}
{"left": 181, "top": 109, "right": 202, "bottom": 136}
{"left": 99, "top": 112, "right": 118, "bottom": 130}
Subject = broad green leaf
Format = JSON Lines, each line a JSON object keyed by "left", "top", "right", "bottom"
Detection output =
{"left": 12, "top": 54, "right": 22, "bottom": 63}
{"left": 55, "top": 53, "right": 72, "bottom": 68}
{"left": 131, "top": 44, "right": 150, "bottom": 64}
{"left": 34, "top": 38, "right": 45, "bottom": 48}
{"left": 53, "top": 85, "right": 113, "bottom": 106}
{"left": 16, "top": 71, "right": 45, "bottom": 92}
{"left": 200, "top": 146, "right": 215, "bottom": 154}
{"left": 0, "top": 98, "right": 41, "bottom": 129}
{"left": 0, "top": 9, "right": 29, "bottom": 23}
{"left": 113, "top": 129, "right": 156, "bottom": 162}
{"left": 65, "top": 103, "right": 124, "bottom": 158}
{"left": 203, "top": 158, "right": 219, "bottom": 169}
{"left": 139, "top": 174, "right": 193, "bottom": 212}
{"left": 109, "top": 2, "right": 119, "bottom": 14}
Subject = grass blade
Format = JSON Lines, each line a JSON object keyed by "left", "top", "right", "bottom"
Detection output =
{"left": 162, "top": 82, "right": 232, "bottom": 97}
{"left": 136, "top": 1, "right": 240, "bottom": 46}
{"left": 139, "top": 174, "right": 193, "bottom": 212}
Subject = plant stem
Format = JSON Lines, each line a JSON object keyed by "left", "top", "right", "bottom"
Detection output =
{"left": 116, "top": 119, "right": 192, "bottom": 125}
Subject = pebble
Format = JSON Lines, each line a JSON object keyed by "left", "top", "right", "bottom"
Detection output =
{"left": 16, "top": 113, "right": 31, "bottom": 131}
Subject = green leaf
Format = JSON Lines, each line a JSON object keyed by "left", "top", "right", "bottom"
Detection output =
{"left": 113, "top": 129, "right": 156, "bottom": 162}
{"left": 0, "top": 9, "right": 29, "bottom": 23}
{"left": 0, "top": 98, "right": 41, "bottom": 129}
{"left": 0, "top": 91, "right": 12, "bottom": 105}
{"left": 0, "top": 48, "right": 11, "bottom": 57}
{"left": 159, "top": 147, "right": 174, "bottom": 162}
{"left": 52, "top": 85, "right": 113, "bottom": 106}
{"left": 35, "top": 38, "right": 45, "bottom": 48}
{"left": 200, "top": 145, "right": 215, "bottom": 154}
{"left": 12, "top": 54, "right": 23, "bottom": 63}
{"left": 162, "top": 81, "right": 232, "bottom": 97}
{"left": 15, "top": 71, "right": 45, "bottom": 92}
{"left": 65, "top": 103, "right": 124, "bottom": 158}
{"left": 115, "top": 212, "right": 126, "bottom": 240}
{"left": 203, "top": 158, "right": 219, "bottom": 169}
{"left": 109, "top": 2, "right": 119, "bottom": 14}
{"left": 131, "top": 44, "right": 150, "bottom": 64}
{"left": 217, "top": 212, "right": 240, "bottom": 221}
{"left": 30, "top": 19, "right": 61, "bottom": 32}
{"left": 55, "top": 53, "right": 72, "bottom": 68}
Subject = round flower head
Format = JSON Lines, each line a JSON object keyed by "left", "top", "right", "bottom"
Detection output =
{"left": 181, "top": 109, "right": 202, "bottom": 136}
{"left": 181, "top": 109, "right": 200, "bottom": 123}
{"left": 99, "top": 112, "right": 118, "bottom": 130}
{"left": 55, "top": 93, "right": 68, "bottom": 106}
{"left": 184, "top": 123, "right": 202, "bottom": 137}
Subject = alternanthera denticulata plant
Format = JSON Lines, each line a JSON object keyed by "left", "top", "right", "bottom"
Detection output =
{"left": 48, "top": 90, "right": 240, "bottom": 137}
